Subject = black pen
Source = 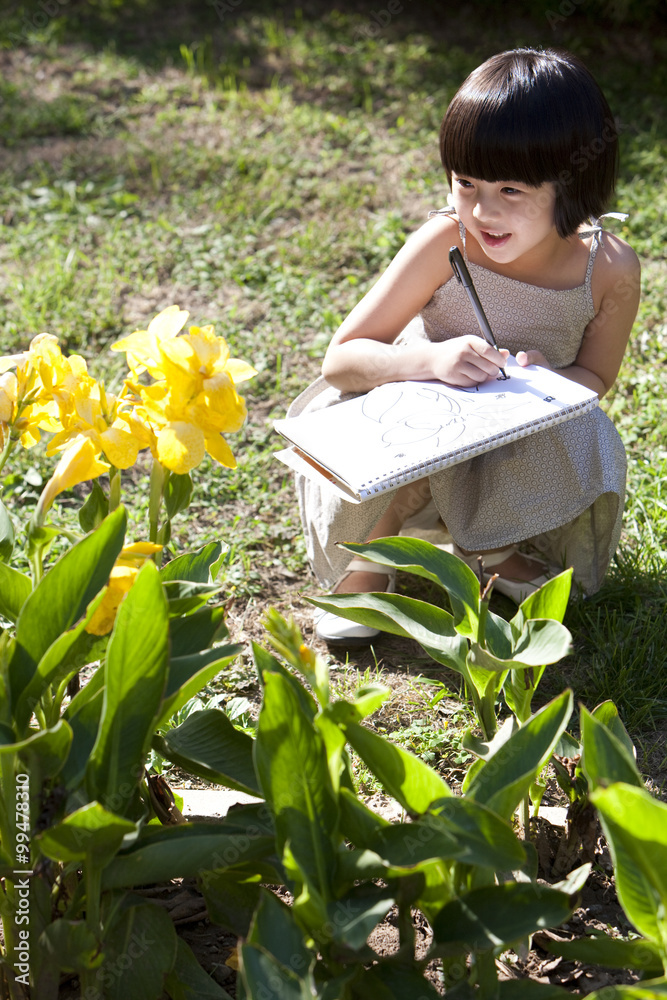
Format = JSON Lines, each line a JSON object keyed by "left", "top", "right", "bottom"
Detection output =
{"left": 449, "top": 246, "right": 508, "bottom": 380}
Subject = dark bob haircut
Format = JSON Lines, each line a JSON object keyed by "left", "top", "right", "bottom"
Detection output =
{"left": 440, "top": 48, "right": 618, "bottom": 238}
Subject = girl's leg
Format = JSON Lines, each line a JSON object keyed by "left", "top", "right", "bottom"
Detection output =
{"left": 335, "top": 480, "right": 433, "bottom": 594}
{"left": 457, "top": 545, "right": 548, "bottom": 582}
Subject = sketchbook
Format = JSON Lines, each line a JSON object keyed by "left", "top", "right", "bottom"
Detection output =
{"left": 274, "top": 357, "right": 599, "bottom": 504}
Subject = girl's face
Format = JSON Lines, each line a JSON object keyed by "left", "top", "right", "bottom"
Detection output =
{"left": 450, "top": 174, "right": 558, "bottom": 263}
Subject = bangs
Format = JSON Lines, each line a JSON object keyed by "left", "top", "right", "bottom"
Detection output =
{"left": 441, "top": 88, "right": 583, "bottom": 188}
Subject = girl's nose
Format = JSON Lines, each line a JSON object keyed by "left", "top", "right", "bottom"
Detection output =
{"left": 472, "top": 194, "right": 500, "bottom": 222}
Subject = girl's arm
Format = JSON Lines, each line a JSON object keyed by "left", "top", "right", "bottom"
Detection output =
{"left": 322, "top": 216, "right": 509, "bottom": 393}
{"left": 517, "top": 234, "right": 641, "bottom": 398}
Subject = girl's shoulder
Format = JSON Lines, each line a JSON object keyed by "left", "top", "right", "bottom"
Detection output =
{"left": 589, "top": 229, "right": 641, "bottom": 300}
{"left": 406, "top": 210, "right": 462, "bottom": 256}
{"left": 593, "top": 230, "right": 640, "bottom": 275}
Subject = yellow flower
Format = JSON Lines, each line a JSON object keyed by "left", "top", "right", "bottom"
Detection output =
{"left": 85, "top": 541, "right": 163, "bottom": 636}
{"left": 37, "top": 436, "right": 110, "bottom": 519}
{"left": 112, "top": 307, "right": 257, "bottom": 474}
{"left": 47, "top": 378, "right": 145, "bottom": 470}
{"left": 111, "top": 306, "right": 190, "bottom": 378}
{"left": 0, "top": 334, "right": 70, "bottom": 448}
{"left": 0, "top": 372, "right": 16, "bottom": 425}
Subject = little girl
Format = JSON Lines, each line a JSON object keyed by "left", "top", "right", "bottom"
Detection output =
{"left": 287, "top": 46, "right": 640, "bottom": 645}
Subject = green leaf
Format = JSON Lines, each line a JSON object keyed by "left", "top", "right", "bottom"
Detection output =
{"left": 587, "top": 980, "right": 667, "bottom": 1000}
{"left": 591, "top": 783, "right": 667, "bottom": 944}
{"left": 254, "top": 671, "right": 339, "bottom": 897}
{"left": 510, "top": 569, "right": 573, "bottom": 628}
{"left": 339, "top": 536, "right": 482, "bottom": 638}
{"left": 0, "top": 719, "right": 73, "bottom": 780}
{"left": 252, "top": 642, "right": 318, "bottom": 720}
{"left": 344, "top": 719, "right": 452, "bottom": 814}
{"left": 163, "top": 579, "right": 221, "bottom": 615}
{"left": 465, "top": 690, "right": 573, "bottom": 819}
{"left": 160, "top": 541, "right": 222, "bottom": 583}
{"left": 16, "top": 506, "right": 126, "bottom": 667}
{"left": 0, "top": 496, "right": 15, "bottom": 562}
{"left": 499, "top": 981, "right": 575, "bottom": 1000}
{"left": 358, "top": 963, "right": 445, "bottom": 999}
{"left": 592, "top": 700, "right": 636, "bottom": 758}
{"left": 247, "top": 888, "right": 313, "bottom": 971}
{"left": 240, "top": 943, "right": 316, "bottom": 1000}
{"left": 326, "top": 885, "right": 395, "bottom": 950}
{"left": 38, "top": 919, "right": 104, "bottom": 973}
{"left": 199, "top": 868, "right": 263, "bottom": 938}
{"left": 155, "top": 644, "right": 243, "bottom": 730}
{"left": 15, "top": 596, "right": 107, "bottom": 732}
{"left": 61, "top": 685, "right": 104, "bottom": 789}
{"left": 153, "top": 708, "right": 259, "bottom": 796}
{"left": 101, "top": 898, "right": 178, "bottom": 1000}
{"left": 164, "top": 471, "right": 194, "bottom": 519}
{"left": 431, "top": 882, "right": 574, "bottom": 950}
{"left": 426, "top": 797, "right": 526, "bottom": 869}
{"left": 367, "top": 800, "right": 525, "bottom": 871}
{"left": 325, "top": 685, "right": 392, "bottom": 727}
{"left": 338, "top": 786, "right": 390, "bottom": 846}
{"left": 308, "top": 591, "right": 468, "bottom": 673}
{"left": 169, "top": 605, "right": 228, "bottom": 657}
{"left": 541, "top": 932, "right": 663, "bottom": 971}
{"left": 580, "top": 705, "right": 643, "bottom": 790}
{"left": 36, "top": 801, "right": 136, "bottom": 866}
{"left": 78, "top": 478, "right": 109, "bottom": 532}
{"left": 0, "top": 561, "right": 32, "bottom": 623}
{"left": 102, "top": 821, "right": 275, "bottom": 890}
{"left": 86, "top": 561, "right": 169, "bottom": 811}
{"left": 164, "top": 937, "right": 233, "bottom": 1000}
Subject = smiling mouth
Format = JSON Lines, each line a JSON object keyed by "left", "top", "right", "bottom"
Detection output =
{"left": 480, "top": 230, "right": 511, "bottom": 247}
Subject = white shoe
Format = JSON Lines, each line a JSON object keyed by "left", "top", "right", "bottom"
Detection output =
{"left": 314, "top": 558, "right": 396, "bottom": 646}
{"left": 452, "top": 544, "right": 553, "bottom": 603}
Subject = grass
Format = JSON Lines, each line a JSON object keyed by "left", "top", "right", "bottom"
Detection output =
{"left": 0, "top": 1, "right": 666, "bottom": 749}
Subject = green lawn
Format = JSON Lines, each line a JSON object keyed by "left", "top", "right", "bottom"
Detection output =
{"left": 1, "top": 0, "right": 666, "bottom": 742}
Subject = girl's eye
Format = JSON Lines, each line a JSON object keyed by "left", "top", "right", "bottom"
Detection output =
{"left": 502, "top": 186, "right": 522, "bottom": 195}
{"left": 455, "top": 178, "right": 474, "bottom": 189}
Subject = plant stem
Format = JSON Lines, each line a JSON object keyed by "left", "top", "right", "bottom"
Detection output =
{"left": 108, "top": 466, "right": 121, "bottom": 512}
{"left": 0, "top": 434, "right": 16, "bottom": 477}
{"left": 519, "top": 794, "right": 531, "bottom": 840}
{"left": 148, "top": 459, "right": 166, "bottom": 546}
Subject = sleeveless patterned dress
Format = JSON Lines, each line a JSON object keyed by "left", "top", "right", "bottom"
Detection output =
{"left": 286, "top": 212, "right": 627, "bottom": 596}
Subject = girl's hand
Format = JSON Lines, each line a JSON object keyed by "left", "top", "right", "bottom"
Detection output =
{"left": 431, "top": 338, "right": 510, "bottom": 387}
{"left": 516, "top": 349, "right": 554, "bottom": 371}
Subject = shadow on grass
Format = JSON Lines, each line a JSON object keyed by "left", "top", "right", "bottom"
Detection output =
{"left": 550, "top": 551, "right": 667, "bottom": 734}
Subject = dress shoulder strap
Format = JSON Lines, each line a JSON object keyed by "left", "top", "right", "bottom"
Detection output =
{"left": 427, "top": 205, "right": 469, "bottom": 260}
{"left": 579, "top": 212, "right": 628, "bottom": 285}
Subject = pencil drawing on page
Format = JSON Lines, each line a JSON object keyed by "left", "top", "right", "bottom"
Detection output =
{"left": 361, "top": 382, "right": 529, "bottom": 455}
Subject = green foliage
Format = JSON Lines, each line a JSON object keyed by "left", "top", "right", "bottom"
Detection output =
{"left": 0, "top": 507, "right": 244, "bottom": 998}
{"left": 310, "top": 536, "right": 573, "bottom": 741}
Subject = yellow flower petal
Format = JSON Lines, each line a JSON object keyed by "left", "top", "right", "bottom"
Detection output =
{"left": 0, "top": 353, "right": 27, "bottom": 375}
{"left": 157, "top": 421, "right": 205, "bottom": 474}
{"left": 225, "top": 358, "right": 258, "bottom": 384}
{"left": 147, "top": 305, "right": 189, "bottom": 339}
{"left": 204, "top": 432, "right": 237, "bottom": 469}
{"left": 40, "top": 436, "right": 110, "bottom": 513}
{"left": 85, "top": 565, "right": 139, "bottom": 636}
{"left": 100, "top": 423, "right": 140, "bottom": 469}
{"left": 0, "top": 372, "right": 16, "bottom": 423}
{"left": 120, "top": 542, "right": 163, "bottom": 560}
